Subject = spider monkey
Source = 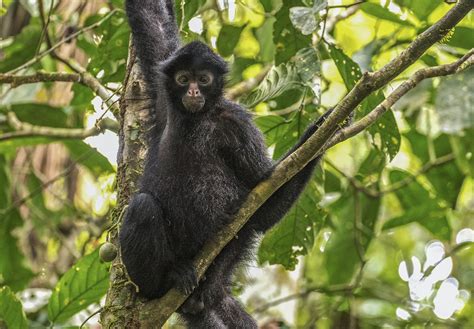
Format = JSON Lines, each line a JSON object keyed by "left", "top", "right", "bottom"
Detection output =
{"left": 120, "top": 0, "right": 343, "bottom": 327}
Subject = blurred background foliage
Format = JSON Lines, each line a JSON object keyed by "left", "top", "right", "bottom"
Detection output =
{"left": 0, "top": 0, "right": 473, "bottom": 328}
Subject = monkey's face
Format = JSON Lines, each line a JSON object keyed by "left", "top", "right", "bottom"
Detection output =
{"left": 161, "top": 41, "right": 228, "bottom": 114}
{"left": 173, "top": 70, "right": 214, "bottom": 113}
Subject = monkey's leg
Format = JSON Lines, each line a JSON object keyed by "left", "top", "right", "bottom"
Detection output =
{"left": 119, "top": 192, "right": 173, "bottom": 298}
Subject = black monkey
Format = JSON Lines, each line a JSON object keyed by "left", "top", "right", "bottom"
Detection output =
{"left": 120, "top": 1, "right": 341, "bottom": 328}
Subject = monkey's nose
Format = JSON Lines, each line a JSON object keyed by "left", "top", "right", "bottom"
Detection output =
{"left": 188, "top": 85, "right": 201, "bottom": 97}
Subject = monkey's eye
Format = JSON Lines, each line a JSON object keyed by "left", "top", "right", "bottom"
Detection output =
{"left": 175, "top": 72, "right": 190, "bottom": 86}
{"left": 198, "top": 74, "right": 212, "bottom": 86}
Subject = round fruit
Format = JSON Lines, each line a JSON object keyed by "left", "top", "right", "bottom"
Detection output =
{"left": 99, "top": 242, "right": 118, "bottom": 262}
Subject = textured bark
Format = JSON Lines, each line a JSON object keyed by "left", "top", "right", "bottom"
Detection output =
{"left": 100, "top": 49, "right": 153, "bottom": 328}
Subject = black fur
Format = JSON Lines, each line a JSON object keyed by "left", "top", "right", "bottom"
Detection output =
{"left": 120, "top": 1, "right": 338, "bottom": 327}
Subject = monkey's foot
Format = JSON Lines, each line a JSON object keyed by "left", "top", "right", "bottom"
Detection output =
{"left": 169, "top": 262, "right": 198, "bottom": 295}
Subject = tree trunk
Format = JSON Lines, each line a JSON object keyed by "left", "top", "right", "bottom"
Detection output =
{"left": 100, "top": 48, "right": 152, "bottom": 328}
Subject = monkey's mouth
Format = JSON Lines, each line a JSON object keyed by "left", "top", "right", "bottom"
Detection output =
{"left": 182, "top": 95, "right": 206, "bottom": 113}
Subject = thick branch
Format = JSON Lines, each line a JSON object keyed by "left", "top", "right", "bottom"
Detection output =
{"left": 139, "top": 0, "right": 473, "bottom": 325}
{"left": 0, "top": 112, "right": 118, "bottom": 142}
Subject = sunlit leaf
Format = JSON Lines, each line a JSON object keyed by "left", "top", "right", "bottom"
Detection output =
{"left": 447, "top": 26, "right": 474, "bottom": 50}
{"left": 0, "top": 286, "right": 28, "bottom": 329}
{"left": 328, "top": 45, "right": 400, "bottom": 160}
{"left": 48, "top": 249, "right": 109, "bottom": 324}
{"left": 241, "top": 48, "right": 320, "bottom": 108}
{"left": 361, "top": 3, "right": 415, "bottom": 27}
{"left": 274, "top": 0, "right": 311, "bottom": 64}
{"left": 0, "top": 22, "right": 41, "bottom": 72}
{"left": 395, "top": 0, "right": 442, "bottom": 21}
{"left": 63, "top": 141, "right": 115, "bottom": 176}
{"left": 289, "top": 0, "right": 326, "bottom": 35}
{"left": 217, "top": 25, "right": 245, "bottom": 57}
{"left": 255, "top": 17, "right": 276, "bottom": 62}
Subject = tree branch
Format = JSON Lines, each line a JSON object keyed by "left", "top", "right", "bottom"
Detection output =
{"left": 0, "top": 112, "right": 118, "bottom": 142}
{"left": 138, "top": 0, "right": 473, "bottom": 325}
{"left": 324, "top": 49, "right": 474, "bottom": 150}
{"left": 225, "top": 65, "right": 272, "bottom": 100}
{"left": 0, "top": 70, "right": 121, "bottom": 115}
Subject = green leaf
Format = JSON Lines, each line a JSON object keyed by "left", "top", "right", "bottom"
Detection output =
{"left": 361, "top": 3, "right": 414, "bottom": 27}
{"left": 426, "top": 135, "right": 464, "bottom": 207}
{"left": 289, "top": 7, "right": 317, "bottom": 35}
{"left": 217, "top": 25, "right": 245, "bottom": 57}
{"left": 0, "top": 156, "right": 34, "bottom": 291}
{"left": 0, "top": 155, "right": 10, "bottom": 208}
{"left": 63, "top": 141, "right": 115, "bottom": 176}
{"left": 84, "top": 11, "right": 130, "bottom": 83}
{"left": 327, "top": 45, "right": 362, "bottom": 89}
{"left": 177, "top": 0, "right": 207, "bottom": 30}
{"left": 0, "top": 209, "right": 35, "bottom": 292}
{"left": 0, "top": 286, "right": 28, "bottom": 329}
{"left": 274, "top": 0, "right": 311, "bottom": 64}
{"left": 328, "top": 45, "right": 400, "bottom": 160}
{"left": 447, "top": 26, "right": 474, "bottom": 50}
{"left": 383, "top": 170, "right": 451, "bottom": 240}
{"left": 258, "top": 181, "right": 325, "bottom": 270}
{"left": 451, "top": 130, "right": 474, "bottom": 176}
{"left": 0, "top": 103, "right": 69, "bottom": 128}
{"left": 240, "top": 63, "right": 299, "bottom": 108}
{"left": 241, "top": 47, "right": 320, "bottom": 108}
{"left": 48, "top": 249, "right": 109, "bottom": 324}
{"left": 255, "top": 18, "right": 276, "bottom": 62}
{"left": 324, "top": 191, "right": 380, "bottom": 284}
{"left": 395, "top": 0, "right": 442, "bottom": 21}
{"left": 361, "top": 92, "right": 401, "bottom": 160}
{"left": 0, "top": 22, "right": 42, "bottom": 72}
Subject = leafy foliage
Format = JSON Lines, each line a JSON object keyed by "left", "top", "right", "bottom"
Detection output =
{"left": 47, "top": 249, "right": 109, "bottom": 324}
{"left": 0, "top": 286, "right": 29, "bottom": 329}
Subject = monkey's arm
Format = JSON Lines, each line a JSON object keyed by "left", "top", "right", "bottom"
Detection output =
{"left": 219, "top": 109, "right": 273, "bottom": 190}
{"left": 125, "top": 0, "right": 179, "bottom": 87}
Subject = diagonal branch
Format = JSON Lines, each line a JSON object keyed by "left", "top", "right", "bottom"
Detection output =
{"left": 138, "top": 0, "right": 474, "bottom": 325}
{"left": 324, "top": 49, "right": 474, "bottom": 151}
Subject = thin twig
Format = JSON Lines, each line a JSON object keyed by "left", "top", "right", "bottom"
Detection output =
{"left": 226, "top": 65, "right": 272, "bottom": 100}
{"left": 323, "top": 49, "right": 474, "bottom": 152}
{"left": 7, "top": 9, "right": 119, "bottom": 75}
{"left": 328, "top": 1, "right": 365, "bottom": 10}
